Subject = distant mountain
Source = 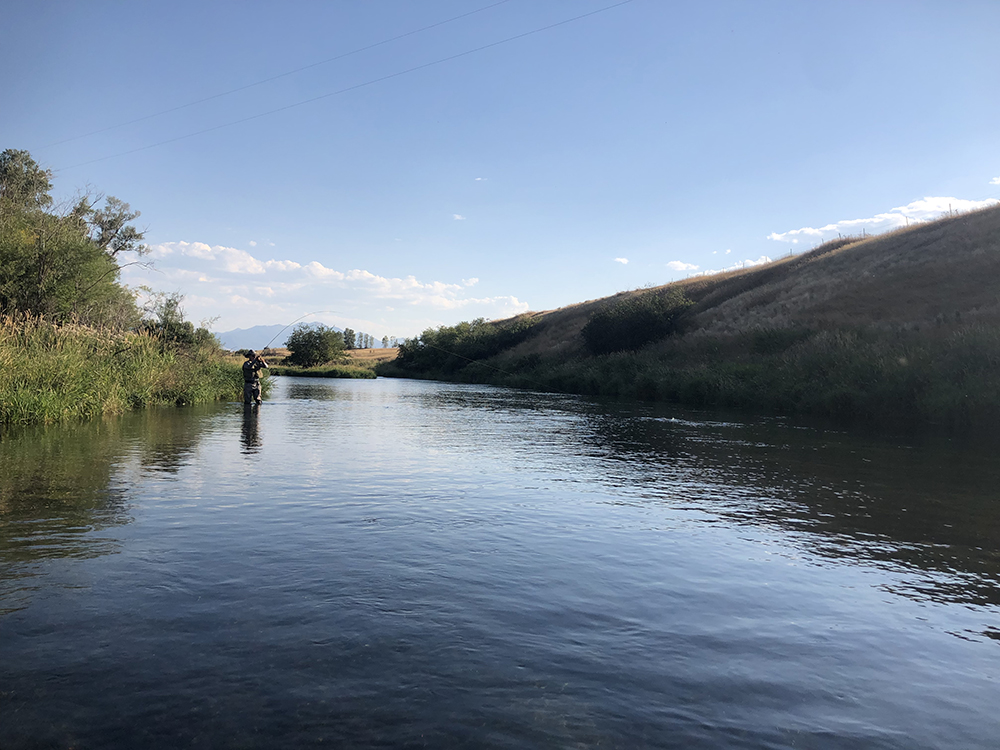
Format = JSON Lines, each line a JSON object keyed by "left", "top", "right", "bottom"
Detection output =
{"left": 217, "top": 323, "right": 382, "bottom": 351}
{"left": 216, "top": 324, "right": 299, "bottom": 351}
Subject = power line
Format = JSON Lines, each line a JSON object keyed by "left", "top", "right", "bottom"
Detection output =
{"left": 56, "top": 0, "right": 636, "bottom": 172}
{"left": 41, "top": 0, "right": 514, "bottom": 149}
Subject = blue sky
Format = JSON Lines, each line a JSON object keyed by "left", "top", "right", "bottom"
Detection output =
{"left": 3, "top": 0, "right": 998, "bottom": 339}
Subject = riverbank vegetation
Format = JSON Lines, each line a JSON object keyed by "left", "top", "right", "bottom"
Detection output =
{"left": 0, "top": 315, "right": 244, "bottom": 425}
{"left": 254, "top": 341, "right": 395, "bottom": 379}
{"left": 379, "top": 205, "right": 1000, "bottom": 429}
{"left": 0, "top": 149, "right": 245, "bottom": 425}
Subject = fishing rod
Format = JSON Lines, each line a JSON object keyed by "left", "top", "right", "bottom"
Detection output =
{"left": 258, "top": 310, "right": 343, "bottom": 352}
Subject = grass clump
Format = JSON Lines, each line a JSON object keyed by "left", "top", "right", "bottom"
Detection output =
{"left": 0, "top": 315, "right": 248, "bottom": 426}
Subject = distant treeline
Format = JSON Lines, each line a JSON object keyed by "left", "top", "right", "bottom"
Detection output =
{"left": 0, "top": 149, "right": 248, "bottom": 424}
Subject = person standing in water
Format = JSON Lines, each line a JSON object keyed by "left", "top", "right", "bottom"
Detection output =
{"left": 242, "top": 350, "right": 268, "bottom": 405}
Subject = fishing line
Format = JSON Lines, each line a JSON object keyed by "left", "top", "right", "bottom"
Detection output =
{"left": 41, "top": 0, "right": 514, "bottom": 149}
{"left": 56, "top": 0, "right": 636, "bottom": 172}
{"left": 259, "top": 310, "right": 343, "bottom": 351}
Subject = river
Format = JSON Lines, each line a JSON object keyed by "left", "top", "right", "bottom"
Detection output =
{"left": 2, "top": 377, "right": 998, "bottom": 748}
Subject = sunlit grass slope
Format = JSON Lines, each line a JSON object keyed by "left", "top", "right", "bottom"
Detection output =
{"left": 381, "top": 205, "right": 1000, "bottom": 427}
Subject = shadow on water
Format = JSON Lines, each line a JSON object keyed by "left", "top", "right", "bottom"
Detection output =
{"left": 380, "top": 383, "right": 1000, "bottom": 611}
{"left": 0, "top": 404, "right": 223, "bottom": 613}
{"left": 576, "top": 401, "right": 1000, "bottom": 609}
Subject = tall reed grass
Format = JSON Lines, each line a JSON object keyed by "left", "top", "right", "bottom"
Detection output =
{"left": 0, "top": 315, "right": 246, "bottom": 425}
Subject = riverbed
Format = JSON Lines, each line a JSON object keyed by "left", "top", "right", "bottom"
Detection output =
{"left": 2, "top": 377, "right": 998, "bottom": 748}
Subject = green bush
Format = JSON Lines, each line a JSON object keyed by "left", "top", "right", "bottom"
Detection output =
{"left": 392, "top": 315, "right": 538, "bottom": 377}
{"left": 284, "top": 324, "right": 345, "bottom": 367}
{"left": 582, "top": 288, "right": 692, "bottom": 355}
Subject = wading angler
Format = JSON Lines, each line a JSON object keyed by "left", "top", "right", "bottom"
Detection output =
{"left": 242, "top": 350, "right": 268, "bottom": 404}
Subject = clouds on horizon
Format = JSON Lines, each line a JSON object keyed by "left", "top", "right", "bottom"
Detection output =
{"left": 666, "top": 260, "right": 698, "bottom": 272}
{"left": 767, "top": 196, "right": 999, "bottom": 244}
{"left": 128, "top": 241, "right": 529, "bottom": 335}
{"left": 695, "top": 255, "right": 773, "bottom": 277}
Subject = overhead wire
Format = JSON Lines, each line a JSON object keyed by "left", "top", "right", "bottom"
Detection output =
{"left": 55, "top": 0, "right": 636, "bottom": 172}
{"left": 41, "top": 0, "right": 514, "bottom": 150}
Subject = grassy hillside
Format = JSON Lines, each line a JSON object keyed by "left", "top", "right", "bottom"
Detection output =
{"left": 379, "top": 205, "right": 1000, "bottom": 428}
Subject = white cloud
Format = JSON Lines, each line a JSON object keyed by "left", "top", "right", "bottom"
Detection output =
{"left": 614, "top": 257, "right": 629, "bottom": 264}
{"left": 124, "top": 240, "right": 528, "bottom": 336}
{"left": 991, "top": 177, "right": 1000, "bottom": 185}
{"left": 474, "top": 177, "right": 487, "bottom": 181}
{"left": 725, "top": 249, "right": 731, "bottom": 255}
{"left": 695, "top": 256, "right": 773, "bottom": 277}
{"left": 666, "top": 260, "right": 698, "bottom": 271}
{"left": 767, "top": 196, "right": 1000, "bottom": 243}
{"left": 453, "top": 214, "right": 466, "bottom": 221}
{"left": 249, "top": 240, "right": 257, "bottom": 247}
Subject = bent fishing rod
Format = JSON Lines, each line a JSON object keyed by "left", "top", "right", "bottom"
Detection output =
{"left": 256, "top": 310, "right": 343, "bottom": 352}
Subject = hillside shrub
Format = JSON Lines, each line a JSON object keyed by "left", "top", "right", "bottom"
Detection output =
{"left": 392, "top": 316, "right": 538, "bottom": 377}
{"left": 582, "top": 288, "right": 692, "bottom": 355}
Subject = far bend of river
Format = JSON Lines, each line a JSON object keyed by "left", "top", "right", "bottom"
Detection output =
{"left": 2, "top": 377, "right": 999, "bottom": 749}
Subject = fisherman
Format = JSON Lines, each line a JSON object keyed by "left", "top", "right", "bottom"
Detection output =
{"left": 242, "top": 349, "right": 268, "bottom": 405}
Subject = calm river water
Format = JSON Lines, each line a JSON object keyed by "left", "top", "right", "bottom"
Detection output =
{"left": 2, "top": 377, "right": 999, "bottom": 748}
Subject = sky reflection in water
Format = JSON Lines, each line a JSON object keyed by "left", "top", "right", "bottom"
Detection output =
{"left": 1, "top": 378, "right": 998, "bottom": 748}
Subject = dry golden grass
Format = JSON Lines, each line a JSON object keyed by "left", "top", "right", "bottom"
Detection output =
{"left": 347, "top": 347, "right": 399, "bottom": 363}
{"left": 492, "top": 203, "right": 1000, "bottom": 359}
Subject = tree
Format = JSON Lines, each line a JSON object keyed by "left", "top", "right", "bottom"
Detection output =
{"left": 82, "top": 195, "right": 149, "bottom": 257}
{"left": 140, "top": 291, "right": 218, "bottom": 347}
{"left": 342, "top": 327, "right": 356, "bottom": 350}
{"left": 0, "top": 149, "right": 148, "bottom": 328}
{"left": 285, "top": 324, "right": 345, "bottom": 367}
{"left": 0, "top": 149, "right": 52, "bottom": 209}
{"left": 381, "top": 336, "right": 389, "bottom": 348}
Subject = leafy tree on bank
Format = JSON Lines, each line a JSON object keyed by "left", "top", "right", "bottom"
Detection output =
{"left": 0, "top": 148, "right": 148, "bottom": 328}
{"left": 342, "top": 327, "right": 356, "bottom": 349}
{"left": 140, "top": 291, "right": 219, "bottom": 348}
{"left": 285, "top": 323, "right": 345, "bottom": 367}
{"left": 0, "top": 149, "right": 53, "bottom": 209}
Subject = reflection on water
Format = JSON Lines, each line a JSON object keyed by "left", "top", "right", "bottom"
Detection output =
{"left": 240, "top": 404, "right": 262, "bottom": 454}
{"left": 0, "top": 404, "right": 225, "bottom": 612}
{"left": 2, "top": 379, "right": 999, "bottom": 748}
